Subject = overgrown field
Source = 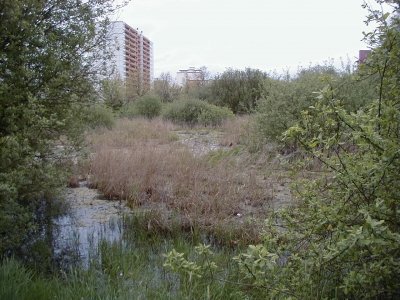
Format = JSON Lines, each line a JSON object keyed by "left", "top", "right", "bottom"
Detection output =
{"left": 1, "top": 0, "right": 399, "bottom": 298}
{"left": 85, "top": 117, "right": 291, "bottom": 245}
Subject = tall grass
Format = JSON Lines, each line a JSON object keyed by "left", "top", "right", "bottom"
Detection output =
{"left": 87, "top": 117, "right": 178, "bottom": 152}
{"left": 219, "top": 115, "right": 252, "bottom": 147}
{"left": 87, "top": 118, "right": 272, "bottom": 244}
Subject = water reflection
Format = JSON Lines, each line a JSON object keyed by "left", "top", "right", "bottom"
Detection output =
{"left": 52, "top": 182, "right": 130, "bottom": 267}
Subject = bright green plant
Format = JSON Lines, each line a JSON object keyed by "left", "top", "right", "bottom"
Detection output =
{"left": 254, "top": 63, "right": 376, "bottom": 148}
{"left": 254, "top": 66, "right": 332, "bottom": 147}
{"left": 164, "top": 244, "right": 217, "bottom": 282}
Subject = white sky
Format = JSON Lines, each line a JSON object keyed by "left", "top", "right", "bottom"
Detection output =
{"left": 114, "top": 0, "right": 370, "bottom": 77}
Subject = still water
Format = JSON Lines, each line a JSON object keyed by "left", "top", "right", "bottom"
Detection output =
{"left": 52, "top": 181, "right": 131, "bottom": 267}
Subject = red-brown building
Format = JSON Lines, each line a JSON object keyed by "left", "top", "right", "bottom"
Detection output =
{"left": 359, "top": 49, "right": 371, "bottom": 64}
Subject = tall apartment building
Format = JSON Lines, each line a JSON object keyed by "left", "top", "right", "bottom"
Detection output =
{"left": 106, "top": 21, "right": 154, "bottom": 89}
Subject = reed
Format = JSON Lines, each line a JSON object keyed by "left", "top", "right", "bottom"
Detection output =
{"left": 88, "top": 118, "right": 272, "bottom": 243}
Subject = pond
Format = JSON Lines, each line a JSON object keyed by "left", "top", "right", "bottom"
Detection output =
{"left": 52, "top": 181, "right": 131, "bottom": 268}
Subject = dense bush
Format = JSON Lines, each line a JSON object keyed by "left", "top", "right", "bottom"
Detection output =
{"left": 120, "top": 95, "right": 162, "bottom": 119}
{"left": 198, "top": 105, "right": 234, "bottom": 126}
{"left": 136, "top": 95, "right": 162, "bottom": 118}
{"left": 162, "top": 99, "right": 233, "bottom": 126}
{"left": 0, "top": 0, "right": 118, "bottom": 256}
{"left": 253, "top": 66, "right": 337, "bottom": 145}
{"left": 101, "top": 79, "right": 126, "bottom": 110}
{"left": 210, "top": 68, "right": 267, "bottom": 114}
{"left": 84, "top": 104, "right": 115, "bottom": 129}
{"left": 253, "top": 64, "right": 377, "bottom": 147}
{"left": 118, "top": 102, "right": 135, "bottom": 119}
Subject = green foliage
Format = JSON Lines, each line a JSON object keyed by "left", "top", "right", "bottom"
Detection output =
{"left": 118, "top": 102, "right": 136, "bottom": 119}
{"left": 254, "top": 64, "right": 377, "bottom": 146}
{"left": 235, "top": 2, "right": 400, "bottom": 298}
{"left": 210, "top": 68, "right": 267, "bottom": 114}
{"left": 163, "top": 99, "right": 207, "bottom": 125}
{"left": 164, "top": 244, "right": 217, "bottom": 282}
{"left": 198, "top": 105, "right": 234, "bottom": 126}
{"left": 101, "top": 79, "right": 126, "bottom": 110}
{"left": 163, "top": 98, "right": 234, "bottom": 126}
{"left": 83, "top": 104, "right": 115, "bottom": 129}
{"left": 184, "top": 82, "right": 213, "bottom": 102}
{"left": 152, "top": 72, "right": 181, "bottom": 102}
{"left": 137, "top": 95, "right": 162, "bottom": 118}
{"left": 0, "top": 0, "right": 120, "bottom": 257}
{"left": 120, "top": 94, "right": 163, "bottom": 119}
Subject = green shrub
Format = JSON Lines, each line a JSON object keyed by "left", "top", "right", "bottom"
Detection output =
{"left": 120, "top": 95, "right": 162, "bottom": 119}
{"left": 163, "top": 99, "right": 233, "bottom": 126}
{"left": 84, "top": 104, "right": 115, "bottom": 129}
{"left": 253, "top": 64, "right": 376, "bottom": 148}
{"left": 163, "top": 99, "right": 206, "bottom": 125}
{"left": 101, "top": 79, "right": 126, "bottom": 111}
{"left": 210, "top": 68, "right": 267, "bottom": 114}
{"left": 198, "top": 105, "right": 234, "bottom": 126}
{"left": 134, "top": 95, "right": 162, "bottom": 118}
{"left": 118, "top": 101, "right": 136, "bottom": 118}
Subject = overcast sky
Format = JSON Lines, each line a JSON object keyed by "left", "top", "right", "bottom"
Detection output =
{"left": 113, "top": 0, "right": 370, "bottom": 77}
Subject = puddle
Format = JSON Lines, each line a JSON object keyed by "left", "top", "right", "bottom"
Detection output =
{"left": 53, "top": 181, "right": 131, "bottom": 267}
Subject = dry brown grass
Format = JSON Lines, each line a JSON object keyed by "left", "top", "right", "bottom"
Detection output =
{"left": 219, "top": 115, "right": 252, "bottom": 147}
{"left": 87, "top": 117, "right": 178, "bottom": 152}
{"left": 87, "top": 117, "right": 273, "bottom": 243}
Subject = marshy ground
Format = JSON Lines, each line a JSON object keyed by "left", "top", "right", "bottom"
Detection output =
{"left": 77, "top": 117, "right": 293, "bottom": 245}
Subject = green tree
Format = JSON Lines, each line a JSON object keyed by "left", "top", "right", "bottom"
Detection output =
{"left": 153, "top": 72, "right": 181, "bottom": 102}
{"left": 210, "top": 68, "right": 267, "bottom": 114}
{"left": 0, "top": 0, "right": 123, "bottom": 256}
{"left": 101, "top": 78, "right": 127, "bottom": 110}
{"left": 254, "top": 64, "right": 376, "bottom": 146}
{"left": 235, "top": 1, "right": 400, "bottom": 298}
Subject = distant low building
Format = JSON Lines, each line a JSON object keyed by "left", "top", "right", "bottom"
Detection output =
{"left": 176, "top": 67, "right": 205, "bottom": 87}
{"left": 358, "top": 49, "right": 371, "bottom": 64}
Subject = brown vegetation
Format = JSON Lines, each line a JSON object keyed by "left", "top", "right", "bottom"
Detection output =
{"left": 87, "top": 118, "right": 274, "bottom": 243}
{"left": 219, "top": 115, "right": 252, "bottom": 147}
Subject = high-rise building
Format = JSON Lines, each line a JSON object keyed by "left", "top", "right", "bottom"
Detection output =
{"left": 106, "top": 21, "right": 154, "bottom": 89}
